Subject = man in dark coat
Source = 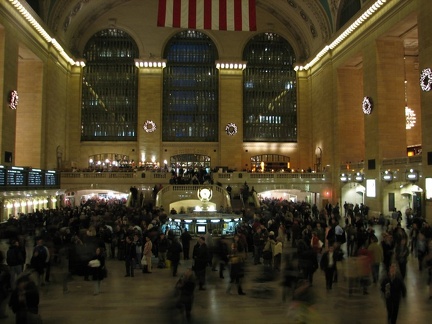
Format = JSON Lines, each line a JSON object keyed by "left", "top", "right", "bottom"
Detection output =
{"left": 168, "top": 236, "right": 183, "bottom": 277}
{"left": 180, "top": 229, "right": 193, "bottom": 260}
{"left": 320, "top": 245, "right": 337, "bottom": 290}
{"left": 124, "top": 236, "right": 136, "bottom": 277}
{"left": 192, "top": 237, "right": 208, "bottom": 290}
{"left": 175, "top": 268, "right": 196, "bottom": 321}
{"left": 6, "top": 239, "right": 25, "bottom": 289}
{"left": 226, "top": 243, "right": 246, "bottom": 295}
{"left": 381, "top": 263, "right": 406, "bottom": 324}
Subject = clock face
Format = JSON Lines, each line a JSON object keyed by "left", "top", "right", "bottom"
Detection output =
{"left": 362, "top": 96, "right": 373, "bottom": 115}
{"left": 198, "top": 188, "right": 212, "bottom": 201}
{"left": 420, "top": 68, "right": 432, "bottom": 92}
{"left": 201, "top": 188, "right": 210, "bottom": 199}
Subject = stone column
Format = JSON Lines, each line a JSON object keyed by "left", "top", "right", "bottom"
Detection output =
{"left": 219, "top": 68, "right": 243, "bottom": 171}
{"left": 0, "top": 29, "right": 19, "bottom": 165}
{"left": 418, "top": 0, "right": 432, "bottom": 221}
{"left": 137, "top": 65, "right": 163, "bottom": 167}
{"left": 362, "top": 39, "right": 406, "bottom": 214}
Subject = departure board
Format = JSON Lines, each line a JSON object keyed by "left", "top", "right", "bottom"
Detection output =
{"left": 28, "top": 171, "right": 43, "bottom": 186}
{"left": 45, "top": 172, "right": 57, "bottom": 186}
{"left": 0, "top": 168, "right": 5, "bottom": 186}
{"left": 7, "top": 169, "right": 26, "bottom": 186}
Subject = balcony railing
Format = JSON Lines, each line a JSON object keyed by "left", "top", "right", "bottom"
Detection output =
{"left": 340, "top": 155, "right": 422, "bottom": 172}
{"left": 60, "top": 170, "right": 328, "bottom": 186}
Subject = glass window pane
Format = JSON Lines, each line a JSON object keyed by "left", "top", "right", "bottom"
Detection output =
{"left": 81, "top": 29, "right": 139, "bottom": 141}
{"left": 163, "top": 30, "right": 219, "bottom": 142}
{"left": 243, "top": 33, "right": 297, "bottom": 142}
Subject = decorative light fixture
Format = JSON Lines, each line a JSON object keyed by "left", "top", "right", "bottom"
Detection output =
{"left": 355, "top": 172, "right": 364, "bottom": 182}
{"left": 315, "top": 147, "right": 322, "bottom": 172}
{"left": 143, "top": 120, "right": 156, "bottom": 133}
{"left": 382, "top": 170, "right": 393, "bottom": 182}
{"left": 404, "top": 57, "right": 416, "bottom": 129}
{"left": 8, "top": 90, "right": 19, "bottom": 110}
{"left": 225, "top": 123, "right": 238, "bottom": 136}
{"left": 340, "top": 173, "right": 349, "bottom": 182}
{"left": 420, "top": 67, "right": 432, "bottom": 92}
{"left": 362, "top": 96, "right": 373, "bottom": 115}
{"left": 405, "top": 107, "right": 416, "bottom": 129}
{"left": 216, "top": 61, "right": 247, "bottom": 70}
{"left": 135, "top": 59, "right": 166, "bottom": 68}
{"left": 406, "top": 169, "right": 418, "bottom": 181}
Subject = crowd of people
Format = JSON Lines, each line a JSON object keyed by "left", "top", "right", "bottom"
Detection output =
{"left": 0, "top": 196, "right": 431, "bottom": 323}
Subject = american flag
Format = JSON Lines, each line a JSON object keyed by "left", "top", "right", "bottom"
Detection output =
{"left": 157, "top": 0, "right": 257, "bottom": 32}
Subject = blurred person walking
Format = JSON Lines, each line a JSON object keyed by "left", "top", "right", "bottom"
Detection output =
{"left": 226, "top": 243, "right": 246, "bottom": 295}
{"left": 7, "top": 239, "right": 25, "bottom": 290}
{"left": 88, "top": 247, "right": 106, "bottom": 295}
{"left": 381, "top": 263, "right": 406, "bottom": 324}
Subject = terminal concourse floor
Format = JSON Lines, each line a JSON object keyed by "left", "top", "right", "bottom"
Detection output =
{"left": 3, "top": 237, "right": 432, "bottom": 323}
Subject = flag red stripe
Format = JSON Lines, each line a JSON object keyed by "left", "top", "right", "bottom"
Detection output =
{"left": 249, "top": 0, "right": 257, "bottom": 31}
{"left": 157, "top": 0, "right": 256, "bottom": 31}
{"left": 219, "top": 0, "right": 227, "bottom": 31}
{"left": 234, "top": 0, "right": 242, "bottom": 31}
{"left": 188, "top": 0, "right": 196, "bottom": 29}
{"left": 204, "top": 0, "right": 212, "bottom": 30}
{"left": 172, "top": 0, "right": 181, "bottom": 28}
{"left": 157, "top": 0, "right": 167, "bottom": 27}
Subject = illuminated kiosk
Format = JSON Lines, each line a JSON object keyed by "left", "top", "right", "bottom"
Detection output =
{"left": 167, "top": 187, "right": 241, "bottom": 237}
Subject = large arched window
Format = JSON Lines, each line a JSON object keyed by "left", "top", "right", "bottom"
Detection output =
{"left": 162, "top": 30, "right": 219, "bottom": 142}
{"left": 243, "top": 33, "right": 297, "bottom": 142}
{"left": 81, "top": 29, "right": 139, "bottom": 141}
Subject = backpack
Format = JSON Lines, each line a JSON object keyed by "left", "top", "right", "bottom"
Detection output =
{"left": 34, "top": 245, "right": 48, "bottom": 262}
{"left": 338, "top": 229, "right": 346, "bottom": 244}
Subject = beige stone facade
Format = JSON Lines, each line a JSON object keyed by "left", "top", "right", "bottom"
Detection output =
{"left": 1, "top": 0, "right": 432, "bottom": 219}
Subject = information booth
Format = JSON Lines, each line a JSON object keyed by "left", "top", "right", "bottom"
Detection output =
{"left": 166, "top": 212, "right": 241, "bottom": 237}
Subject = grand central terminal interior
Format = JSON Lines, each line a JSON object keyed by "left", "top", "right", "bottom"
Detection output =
{"left": 0, "top": 0, "right": 431, "bottom": 223}
{"left": 1, "top": 1, "right": 432, "bottom": 323}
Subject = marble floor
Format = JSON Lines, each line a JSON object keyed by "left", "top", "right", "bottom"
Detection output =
{"left": 3, "top": 238, "right": 432, "bottom": 324}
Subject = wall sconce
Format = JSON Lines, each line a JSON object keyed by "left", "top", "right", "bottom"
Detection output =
{"left": 355, "top": 172, "right": 364, "bottom": 182}
{"left": 340, "top": 173, "right": 350, "bottom": 182}
{"left": 382, "top": 170, "right": 393, "bottom": 182}
{"left": 406, "top": 169, "right": 418, "bottom": 182}
{"left": 315, "top": 147, "right": 322, "bottom": 172}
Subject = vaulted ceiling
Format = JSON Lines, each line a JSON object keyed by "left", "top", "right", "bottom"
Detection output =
{"left": 31, "top": 0, "right": 340, "bottom": 61}
{"left": 25, "top": 0, "right": 418, "bottom": 63}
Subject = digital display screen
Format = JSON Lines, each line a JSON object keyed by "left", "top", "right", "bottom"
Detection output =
{"left": 0, "top": 168, "right": 5, "bottom": 186}
{"left": 7, "top": 169, "right": 26, "bottom": 186}
{"left": 45, "top": 172, "right": 57, "bottom": 186}
{"left": 197, "top": 225, "right": 207, "bottom": 234}
{"left": 28, "top": 171, "right": 43, "bottom": 186}
{"left": 366, "top": 179, "right": 376, "bottom": 198}
{"left": 426, "top": 178, "right": 432, "bottom": 200}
